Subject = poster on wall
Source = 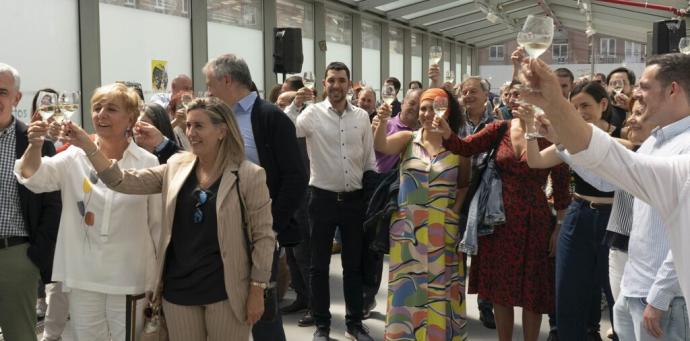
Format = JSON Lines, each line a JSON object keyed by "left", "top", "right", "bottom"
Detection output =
{"left": 151, "top": 60, "right": 169, "bottom": 92}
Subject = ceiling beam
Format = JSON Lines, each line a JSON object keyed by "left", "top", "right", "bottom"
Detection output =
{"left": 552, "top": 4, "right": 649, "bottom": 30}
{"left": 559, "top": 18, "right": 646, "bottom": 42}
{"left": 388, "top": 0, "right": 466, "bottom": 18}
{"left": 425, "top": 11, "right": 484, "bottom": 31}
{"left": 443, "top": 19, "right": 498, "bottom": 36}
{"left": 463, "top": 28, "right": 516, "bottom": 42}
{"left": 357, "top": 0, "right": 401, "bottom": 10}
{"left": 538, "top": 0, "right": 564, "bottom": 29}
{"left": 501, "top": 0, "right": 539, "bottom": 13}
{"left": 410, "top": 3, "right": 479, "bottom": 25}
{"left": 459, "top": 25, "right": 513, "bottom": 40}
{"left": 471, "top": 32, "right": 520, "bottom": 47}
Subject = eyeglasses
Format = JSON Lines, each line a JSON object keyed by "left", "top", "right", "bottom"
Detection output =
{"left": 193, "top": 188, "right": 213, "bottom": 224}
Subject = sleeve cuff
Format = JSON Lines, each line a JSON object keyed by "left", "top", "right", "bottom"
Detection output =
{"left": 647, "top": 287, "right": 674, "bottom": 311}
{"left": 251, "top": 267, "right": 272, "bottom": 283}
{"left": 153, "top": 137, "right": 170, "bottom": 153}
{"left": 97, "top": 161, "right": 124, "bottom": 187}
{"left": 567, "top": 126, "right": 610, "bottom": 169}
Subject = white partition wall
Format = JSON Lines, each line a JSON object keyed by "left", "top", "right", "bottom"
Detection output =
{"left": 389, "top": 26, "right": 404, "bottom": 99}
{"left": 325, "top": 9, "right": 352, "bottom": 72}
{"left": 100, "top": 1, "right": 192, "bottom": 103}
{"left": 411, "top": 33, "right": 423, "bottom": 85}
{"left": 277, "top": 0, "right": 314, "bottom": 77}
{"left": 207, "top": 0, "right": 264, "bottom": 92}
{"left": 361, "top": 19, "right": 381, "bottom": 90}
{"left": 2, "top": 0, "right": 81, "bottom": 124}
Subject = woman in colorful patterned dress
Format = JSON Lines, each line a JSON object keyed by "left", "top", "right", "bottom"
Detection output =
{"left": 374, "top": 87, "right": 468, "bottom": 341}
{"left": 435, "top": 81, "right": 571, "bottom": 341}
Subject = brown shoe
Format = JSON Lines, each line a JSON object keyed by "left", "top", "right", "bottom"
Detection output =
{"left": 331, "top": 242, "right": 342, "bottom": 254}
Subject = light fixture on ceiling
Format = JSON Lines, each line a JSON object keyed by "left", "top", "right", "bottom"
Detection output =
{"left": 486, "top": 10, "right": 500, "bottom": 24}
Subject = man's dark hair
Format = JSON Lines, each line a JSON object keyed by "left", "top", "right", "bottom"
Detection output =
{"left": 606, "top": 67, "right": 636, "bottom": 86}
{"left": 646, "top": 53, "right": 690, "bottom": 103}
{"left": 408, "top": 80, "right": 422, "bottom": 89}
{"left": 116, "top": 81, "right": 144, "bottom": 101}
{"left": 284, "top": 75, "right": 305, "bottom": 91}
{"left": 324, "top": 62, "right": 350, "bottom": 80}
{"left": 570, "top": 81, "right": 614, "bottom": 123}
{"left": 386, "top": 77, "right": 401, "bottom": 93}
{"left": 554, "top": 68, "right": 574, "bottom": 83}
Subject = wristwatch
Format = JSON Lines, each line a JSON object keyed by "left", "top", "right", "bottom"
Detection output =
{"left": 250, "top": 281, "right": 269, "bottom": 289}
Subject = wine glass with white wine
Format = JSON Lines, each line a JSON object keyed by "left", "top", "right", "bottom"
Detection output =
{"left": 444, "top": 70, "right": 455, "bottom": 84}
{"left": 610, "top": 79, "right": 625, "bottom": 96}
{"left": 59, "top": 91, "right": 80, "bottom": 122}
{"left": 432, "top": 96, "right": 448, "bottom": 132}
{"left": 381, "top": 84, "right": 396, "bottom": 106}
{"left": 430, "top": 46, "right": 442, "bottom": 65}
{"left": 679, "top": 37, "right": 690, "bottom": 55}
{"left": 516, "top": 15, "right": 554, "bottom": 59}
{"left": 36, "top": 91, "right": 57, "bottom": 122}
{"left": 302, "top": 71, "right": 315, "bottom": 105}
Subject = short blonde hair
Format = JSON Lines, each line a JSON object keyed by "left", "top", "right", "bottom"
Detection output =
{"left": 186, "top": 97, "right": 245, "bottom": 174}
{"left": 90, "top": 83, "right": 141, "bottom": 125}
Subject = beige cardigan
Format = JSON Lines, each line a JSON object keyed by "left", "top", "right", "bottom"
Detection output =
{"left": 98, "top": 152, "right": 275, "bottom": 321}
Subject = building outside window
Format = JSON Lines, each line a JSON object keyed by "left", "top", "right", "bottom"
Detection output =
{"left": 155, "top": 0, "right": 165, "bottom": 10}
{"left": 600, "top": 37, "right": 616, "bottom": 63}
{"left": 625, "top": 40, "right": 643, "bottom": 63}
{"left": 552, "top": 43, "right": 568, "bottom": 63}
{"left": 181, "top": 0, "right": 188, "bottom": 14}
{"left": 489, "top": 45, "right": 503, "bottom": 61}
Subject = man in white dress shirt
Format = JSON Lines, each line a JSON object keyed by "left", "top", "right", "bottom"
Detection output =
{"left": 518, "top": 53, "right": 690, "bottom": 339}
{"left": 284, "top": 62, "right": 376, "bottom": 341}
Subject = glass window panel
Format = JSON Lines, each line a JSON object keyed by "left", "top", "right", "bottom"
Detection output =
{"left": 455, "top": 45, "right": 462, "bottom": 86}
{"left": 411, "top": 32, "right": 422, "bottom": 57}
{"left": 4, "top": 0, "right": 81, "bottom": 125}
{"left": 101, "top": 0, "right": 192, "bottom": 106}
{"left": 411, "top": 32, "right": 423, "bottom": 83}
{"left": 276, "top": 0, "right": 315, "bottom": 75}
{"left": 361, "top": 19, "right": 380, "bottom": 91}
{"left": 325, "top": 9, "right": 352, "bottom": 72}
{"left": 208, "top": 0, "right": 264, "bottom": 91}
{"left": 101, "top": 0, "right": 189, "bottom": 17}
{"left": 389, "top": 27, "right": 404, "bottom": 97}
{"left": 443, "top": 41, "right": 451, "bottom": 76}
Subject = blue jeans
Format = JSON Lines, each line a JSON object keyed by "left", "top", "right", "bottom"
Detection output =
{"left": 614, "top": 296, "right": 689, "bottom": 341}
{"left": 556, "top": 199, "right": 615, "bottom": 340}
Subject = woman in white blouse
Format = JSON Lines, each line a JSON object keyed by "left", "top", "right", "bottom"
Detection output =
{"left": 15, "top": 83, "right": 161, "bottom": 341}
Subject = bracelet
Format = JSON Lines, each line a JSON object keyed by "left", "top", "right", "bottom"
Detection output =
{"left": 85, "top": 146, "right": 99, "bottom": 158}
{"left": 525, "top": 133, "right": 539, "bottom": 141}
{"left": 250, "top": 281, "right": 268, "bottom": 289}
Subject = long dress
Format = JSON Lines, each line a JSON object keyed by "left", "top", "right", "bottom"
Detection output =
{"left": 385, "top": 129, "right": 468, "bottom": 341}
{"left": 443, "top": 121, "right": 571, "bottom": 313}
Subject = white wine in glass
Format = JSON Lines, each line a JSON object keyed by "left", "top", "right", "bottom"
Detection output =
{"left": 430, "top": 46, "right": 442, "bottom": 65}
{"left": 444, "top": 70, "right": 455, "bottom": 84}
{"left": 517, "top": 15, "right": 554, "bottom": 59}
{"left": 59, "top": 91, "right": 80, "bottom": 121}
{"left": 36, "top": 91, "right": 57, "bottom": 121}
{"left": 302, "top": 71, "right": 315, "bottom": 104}
{"left": 432, "top": 96, "right": 448, "bottom": 132}
{"left": 381, "top": 84, "right": 396, "bottom": 105}
{"left": 679, "top": 37, "right": 690, "bottom": 55}
{"left": 610, "top": 80, "right": 624, "bottom": 95}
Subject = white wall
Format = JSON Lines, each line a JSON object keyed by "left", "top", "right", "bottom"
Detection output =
{"left": 362, "top": 48, "right": 381, "bottom": 90}
{"left": 208, "top": 22, "right": 264, "bottom": 91}
{"left": 478, "top": 63, "right": 646, "bottom": 93}
{"left": 326, "top": 42, "right": 352, "bottom": 73}
{"left": 411, "top": 56, "right": 422, "bottom": 83}
{"left": 389, "top": 53, "right": 403, "bottom": 99}
{"left": 2, "top": 0, "right": 81, "bottom": 124}
{"left": 302, "top": 38, "right": 315, "bottom": 76}
{"left": 100, "top": 3, "right": 192, "bottom": 101}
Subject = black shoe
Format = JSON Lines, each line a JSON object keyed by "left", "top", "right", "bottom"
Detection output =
{"left": 281, "top": 299, "right": 308, "bottom": 314}
{"left": 298, "top": 310, "right": 315, "bottom": 327}
{"left": 547, "top": 330, "right": 559, "bottom": 341}
{"left": 345, "top": 323, "right": 374, "bottom": 341}
{"left": 362, "top": 299, "right": 377, "bottom": 319}
{"left": 587, "top": 329, "right": 603, "bottom": 341}
{"left": 313, "top": 327, "right": 330, "bottom": 341}
{"left": 479, "top": 305, "right": 496, "bottom": 329}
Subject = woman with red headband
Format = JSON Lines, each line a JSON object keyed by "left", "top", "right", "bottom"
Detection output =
{"left": 374, "top": 87, "right": 468, "bottom": 340}
{"left": 434, "top": 80, "right": 571, "bottom": 341}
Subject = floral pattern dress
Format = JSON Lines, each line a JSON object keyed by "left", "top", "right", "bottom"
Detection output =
{"left": 386, "top": 130, "right": 468, "bottom": 341}
{"left": 443, "top": 121, "right": 571, "bottom": 313}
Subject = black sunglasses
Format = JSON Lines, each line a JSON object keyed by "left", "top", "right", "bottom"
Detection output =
{"left": 193, "top": 188, "right": 213, "bottom": 224}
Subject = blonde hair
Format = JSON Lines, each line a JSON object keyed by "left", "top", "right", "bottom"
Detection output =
{"left": 186, "top": 97, "right": 245, "bottom": 174}
{"left": 90, "top": 83, "right": 141, "bottom": 128}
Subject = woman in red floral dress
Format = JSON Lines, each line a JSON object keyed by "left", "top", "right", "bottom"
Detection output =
{"left": 436, "top": 83, "right": 571, "bottom": 341}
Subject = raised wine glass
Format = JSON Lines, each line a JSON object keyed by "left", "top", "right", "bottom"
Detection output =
{"left": 679, "top": 37, "right": 690, "bottom": 55}
{"left": 430, "top": 46, "right": 442, "bottom": 65}
{"left": 444, "top": 70, "right": 455, "bottom": 84}
{"left": 516, "top": 15, "right": 554, "bottom": 59}
{"left": 36, "top": 91, "right": 57, "bottom": 122}
{"left": 432, "top": 96, "right": 448, "bottom": 132}
{"left": 59, "top": 91, "right": 80, "bottom": 122}
{"left": 610, "top": 79, "right": 625, "bottom": 95}
{"left": 302, "top": 71, "right": 315, "bottom": 105}
{"left": 381, "top": 84, "right": 396, "bottom": 106}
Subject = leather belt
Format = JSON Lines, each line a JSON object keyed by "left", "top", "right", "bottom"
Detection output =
{"left": 0, "top": 237, "right": 29, "bottom": 250}
{"left": 310, "top": 187, "right": 363, "bottom": 202}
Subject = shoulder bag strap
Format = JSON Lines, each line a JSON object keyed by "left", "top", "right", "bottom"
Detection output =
{"left": 232, "top": 170, "right": 253, "bottom": 260}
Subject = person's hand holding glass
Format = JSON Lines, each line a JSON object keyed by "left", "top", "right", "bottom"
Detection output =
{"left": 381, "top": 84, "right": 396, "bottom": 106}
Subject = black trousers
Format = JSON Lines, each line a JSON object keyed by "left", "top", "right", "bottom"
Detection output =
{"left": 308, "top": 187, "right": 365, "bottom": 328}
{"left": 252, "top": 247, "right": 287, "bottom": 341}
{"left": 286, "top": 193, "right": 312, "bottom": 305}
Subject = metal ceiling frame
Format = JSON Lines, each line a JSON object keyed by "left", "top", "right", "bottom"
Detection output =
{"left": 409, "top": 2, "right": 479, "bottom": 25}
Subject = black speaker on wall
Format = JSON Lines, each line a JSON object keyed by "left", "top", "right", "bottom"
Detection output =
{"left": 652, "top": 19, "right": 686, "bottom": 55}
{"left": 273, "top": 28, "right": 303, "bottom": 74}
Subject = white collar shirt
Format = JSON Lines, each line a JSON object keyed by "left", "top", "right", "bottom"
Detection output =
{"left": 569, "top": 127, "right": 690, "bottom": 323}
{"left": 14, "top": 141, "right": 162, "bottom": 294}
{"left": 284, "top": 99, "right": 376, "bottom": 192}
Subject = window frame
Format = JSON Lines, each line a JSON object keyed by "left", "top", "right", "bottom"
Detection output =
{"left": 488, "top": 45, "right": 504, "bottom": 61}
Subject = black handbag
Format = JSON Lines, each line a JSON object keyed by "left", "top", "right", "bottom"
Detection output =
{"left": 233, "top": 171, "right": 278, "bottom": 322}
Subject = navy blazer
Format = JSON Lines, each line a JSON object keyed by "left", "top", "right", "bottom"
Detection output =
{"left": 249, "top": 97, "right": 308, "bottom": 246}
{"left": 14, "top": 119, "right": 62, "bottom": 283}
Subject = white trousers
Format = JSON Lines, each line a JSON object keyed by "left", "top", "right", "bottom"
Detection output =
{"left": 66, "top": 288, "right": 143, "bottom": 341}
{"left": 608, "top": 249, "right": 628, "bottom": 302}
{"left": 42, "top": 282, "right": 70, "bottom": 341}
